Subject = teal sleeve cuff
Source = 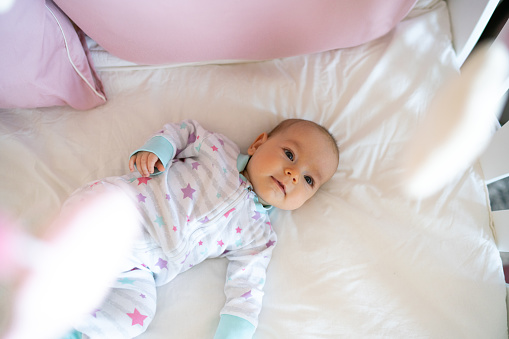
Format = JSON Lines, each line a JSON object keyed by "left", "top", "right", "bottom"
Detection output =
{"left": 214, "top": 315, "right": 256, "bottom": 339}
{"left": 61, "top": 329, "right": 82, "bottom": 339}
{"left": 130, "top": 136, "right": 175, "bottom": 174}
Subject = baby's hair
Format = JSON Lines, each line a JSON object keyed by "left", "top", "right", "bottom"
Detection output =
{"left": 268, "top": 119, "right": 340, "bottom": 162}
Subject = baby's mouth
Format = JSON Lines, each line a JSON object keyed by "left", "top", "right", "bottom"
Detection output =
{"left": 272, "top": 177, "right": 286, "bottom": 195}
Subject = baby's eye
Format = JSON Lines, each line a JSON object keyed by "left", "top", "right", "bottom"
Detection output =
{"left": 305, "top": 176, "right": 314, "bottom": 186}
{"left": 284, "top": 149, "right": 294, "bottom": 161}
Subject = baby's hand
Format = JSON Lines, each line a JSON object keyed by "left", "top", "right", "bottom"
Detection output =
{"left": 129, "top": 151, "right": 165, "bottom": 177}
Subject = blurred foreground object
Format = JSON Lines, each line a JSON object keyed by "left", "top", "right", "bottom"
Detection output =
{"left": 1, "top": 190, "right": 139, "bottom": 339}
{"left": 402, "top": 41, "right": 509, "bottom": 198}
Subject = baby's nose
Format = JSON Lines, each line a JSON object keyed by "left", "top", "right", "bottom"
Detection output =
{"left": 285, "top": 168, "right": 299, "bottom": 183}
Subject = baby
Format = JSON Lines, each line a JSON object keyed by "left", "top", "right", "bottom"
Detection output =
{"left": 66, "top": 118, "right": 339, "bottom": 339}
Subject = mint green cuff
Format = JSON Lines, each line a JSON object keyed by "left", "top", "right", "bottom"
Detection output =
{"left": 130, "top": 136, "right": 175, "bottom": 174}
{"left": 62, "top": 329, "right": 82, "bottom": 339}
{"left": 214, "top": 315, "right": 256, "bottom": 339}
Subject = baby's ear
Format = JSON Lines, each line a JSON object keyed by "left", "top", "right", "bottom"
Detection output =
{"left": 247, "top": 133, "right": 268, "bottom": 155}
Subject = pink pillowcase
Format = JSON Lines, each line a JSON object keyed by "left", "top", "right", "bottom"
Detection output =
{"left": 54, "top": 0, "right": 417, "bottom": 65}
{"left": 0, "top": 0, "right": 106, "bottom": 110}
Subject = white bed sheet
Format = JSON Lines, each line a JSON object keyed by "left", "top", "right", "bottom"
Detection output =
{"left": 0, "top": 1, "right": 507, "bottom": 338}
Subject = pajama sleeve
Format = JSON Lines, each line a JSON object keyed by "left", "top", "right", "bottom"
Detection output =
{"left": 130, "top": 119, "right": 221, "bottom": 174}
{"left": 216, "top": 214, "right": 277, "bottom": 338}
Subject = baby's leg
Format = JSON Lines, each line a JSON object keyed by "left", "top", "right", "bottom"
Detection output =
{"left": 75, "top": 267, "right": 157, "bottom": 339}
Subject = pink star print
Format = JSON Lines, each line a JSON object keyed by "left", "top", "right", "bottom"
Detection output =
{"left": 137, "top": 193, "right": 146, "bottom": 203}
{"left": 191, "top": 162, "right": 200, "bottom": 170}
{"left": 188, "top": 133, "right": 197, "bottom": 144}
{"left": 218, "top": 139, "right": 225, "bottom": 146}
{"left": 173, "top": 226, "right": 177, "bottom": 232}
{"left": 217, "top": 240, "right": 224, "bottom": 247}
{"left": 137, "top": 177, "right": 152, "bottom": 185}
{"left": 199, "top": 240, "right": 203, "bottom": 246}
{"left": 241, "top": 290, "right": 252, "bottom": 299}
{"left": 211, "top": 145, "right": 218, "bottom": 152}
{"left": 236, "top": 227, "right": 242, "bottom": 233}
{"left": 224, "top": 208, "right": 235, "bottom": 218}
{"left": 266, "top": 240, "right": 275, "bottom": 248}
{"left": 127, "top": 308, "right": 148, "bottom": 326}
{"left": 181, "top": 183, "right": 196, "bottom": 200}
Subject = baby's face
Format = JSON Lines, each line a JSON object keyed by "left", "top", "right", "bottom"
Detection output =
{"left": 244, "top": 122, "right": 338, "bottom": 210}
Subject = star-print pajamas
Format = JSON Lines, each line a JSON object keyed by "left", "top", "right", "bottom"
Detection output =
{"left": 69, "top": 120, "right": 277, "bottom": 339}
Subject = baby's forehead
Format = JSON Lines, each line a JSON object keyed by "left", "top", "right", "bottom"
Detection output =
{"left": 285, "top": 122, "right": 334, "bottom": 148}
{"left": 282, "top": 121, "right": 319, "bottom": 137}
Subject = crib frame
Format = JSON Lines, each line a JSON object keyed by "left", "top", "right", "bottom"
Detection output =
{"left": 447, "top": 0, "right": 503, "bottom": 66}
{"left": 445, "top": 0, "right": 509, "bottom": 326}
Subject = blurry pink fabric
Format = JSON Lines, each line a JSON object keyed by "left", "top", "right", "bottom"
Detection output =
{"left": 54, "top": 0, "right": 417, "bottom": 65}
{"left": 0, "top": 0, "right": 106, "bottom": 110}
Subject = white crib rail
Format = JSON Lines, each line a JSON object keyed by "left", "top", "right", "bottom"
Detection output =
{"left": 480, "top": 121, "right": 509, "bottom": 185}
{"left": 480, "top": 121, "right": 509, "bottom": 251}
{"left": 493, "top": 210, "right": 509, "bottom": 251}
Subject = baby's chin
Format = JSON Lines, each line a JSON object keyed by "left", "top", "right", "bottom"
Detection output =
{"left": 275, "top": 204, "right": 303, "bottom": 211}
{"left": 267, "top": 198, "right": 305, "bottom": 211}
{"left": 256, "top": 191, "right": 306, "bottom": 211}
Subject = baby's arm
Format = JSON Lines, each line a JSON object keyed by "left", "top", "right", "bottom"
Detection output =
{"left": 129, "top": 151, "right": 165, "bottom": 177}
{"left": 216, "top": 217, "right": 277, "bottom": 338}
{"left": 129, "top": 119, "right": 214, "bottom": 177}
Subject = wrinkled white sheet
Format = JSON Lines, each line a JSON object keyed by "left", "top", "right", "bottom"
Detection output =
{"left": 0, "top": 1, "right": 506, "bottom": 338}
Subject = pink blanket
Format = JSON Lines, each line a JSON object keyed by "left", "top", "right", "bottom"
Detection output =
{"left": 55, "top": 0, "right": 417, "bottom": 64}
